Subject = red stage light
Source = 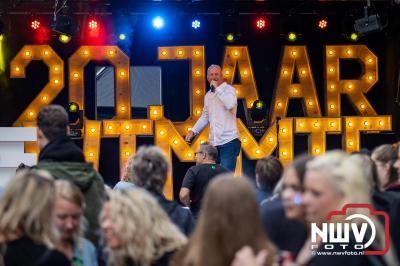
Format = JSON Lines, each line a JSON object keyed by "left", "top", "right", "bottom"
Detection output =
{"left": 318, "top": 19, "right": 328, "bottom": 29}
{"left": 256, "top": 18, "right": 267, "bottom": 30}
{"left": 88, "top": 19, "right": 98, "bottom": 30}
{"left": 31, "top": 20, "right": 41, "bottom": 30}
{"left": 85, "top": 18, "right": 106, "bottom": 44}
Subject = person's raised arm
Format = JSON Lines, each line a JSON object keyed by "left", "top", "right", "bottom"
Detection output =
{"left": 215, "top": 85, "right": 237, "bottom": 111}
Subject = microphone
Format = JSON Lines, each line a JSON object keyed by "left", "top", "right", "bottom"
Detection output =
{"left": 210, "top": 84, "right": 215, "bottom": 93}
{"left": 210, "top": 80, "right": 217, "bottom": 93}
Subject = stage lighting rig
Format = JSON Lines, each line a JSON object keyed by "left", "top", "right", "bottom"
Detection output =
{"left": 59, "top": 34, "right": 71, "bottom": 43}
{"left": 354, "top": 0, "right": 383, "bottom": 36}
{"left": 50, "top": 14, "right": 79, "bottom": 36}
{"left": 152, "top": 16, "right": 164, "bottom": 29}
{"left": 349, "top": 32, "right": 359, "bottom": 42}
{"left": 317, "top": 19, "right": 328, "bottom": 30}
{"left": 192, "top": 19, "right": 201, "bottom": 29}
{"left": 88, "top": 19, "right": 98, "bottom": 30}
{"left": 287, "top": 32, "right": 297, "bottom": 42}
{"left": 49, "top": 0, "right": 79, "bottom": 37}
{"left": 225, "top": 33, "right": 236, "bottom": 43}
{"left": 220, "top": 9, "right": 240, "bottom": 43}
{"left": 256, "top": 17, "right": 267, "bottom": 30}
{"left": 31, "top": 19, "right": 41, "bottom": 30}
{"left": 68, "top": 102, "right": 83, "bottom": 138}
{"left": 244, "top": 100, "right": 269, "bottom": 137}
{"left": 281, "top": 15, "right": 301, "bottom": 42}
{"left": 250, "top": 100, "right": 268, "bottom": 122}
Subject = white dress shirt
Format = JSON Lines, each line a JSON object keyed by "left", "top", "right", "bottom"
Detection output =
{"left": 191, "top": 82, "right": 239, "bottom": 146}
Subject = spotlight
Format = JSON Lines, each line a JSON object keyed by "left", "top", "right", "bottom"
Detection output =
{"left": 256, "top": 17, "right": 267, "bottom": 30}
{"left": 287, "top": 32, "right": 297, "bottom": 42}
{"left": 225, "top": 33, "right": 236, "bottom": 42}
{"left": 59, "top": 34, "right": 71, "bottom": 43}
{"left": 245, "top": 100, "right": 269, "bottom": 137}
{"left": 152, "top": 16, "right": 164, "bottom": 29}
{"left": 220, "top": 11, "right": 241, "bottom": 42}
{"left": 50, "top": 14, "right": 79, "bottom": 37}
{"left": 281, "top": 16, "right": 301, "bottom": 42}
{"left": 119, "top": 33, "right": 126, "bottom": 40}
{"left": 88, "top": 19, "right": 98, "bottom": 30}
{"left": 68, "top": 102, "right": 79, "bottom": 113}
{"left": 317, "top": 19, "right": 328, "bottom": 30}
{"left": 250, "top": 100, "right": 268, "bottom": 121}
{"left": 255, "top": 101, "right": 264, "bottom": 109}
{"left": 192, "top": 19, "right": 201, "bottom": 29}
{"left": 354, "top": 5, "right": 382, "bottom": 36}
{"left": 31, "top": 19, "right": 41, "bottom": 30}
{"left": 86, "top": 18, "right": 101, "bottom": 40}
{"left": 67, "top": 102, "right": 83, "bottom": 138}
{"left": 348, "top": 32, "right": 359, "bottom": 42}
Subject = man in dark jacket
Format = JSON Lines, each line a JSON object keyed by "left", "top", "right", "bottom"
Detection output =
{"left": 35, "top": 104, "right": 105, "bottom": 245}
{"left": 126, "top": 145, "right": 195, "bottom": 236}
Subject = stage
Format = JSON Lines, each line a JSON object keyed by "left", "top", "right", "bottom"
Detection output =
{"left": 0, "top": 0, "right": 399, "bottom": 199}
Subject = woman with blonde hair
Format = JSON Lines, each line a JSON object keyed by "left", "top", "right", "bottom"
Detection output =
{"left": 0, "top": 170, "right": 70, "bottom": 266}
{"left": 55, "top": 180, "right": 98, "bottom": 266}
{"left": 173, "top": 174, "right": 276, "bottom": 266}
{"left": 303, "top": 151, "right": 398, "bottom": 266}
{"left": 371, "top": 144, "right": 399, "bottom": 191}
{"left": 101, "top": 188, "right": 187, "bottom": 266}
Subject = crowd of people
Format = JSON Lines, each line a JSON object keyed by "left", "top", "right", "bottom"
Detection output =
{"left": 0, "top": 64, "right": 400, "bottom": 265}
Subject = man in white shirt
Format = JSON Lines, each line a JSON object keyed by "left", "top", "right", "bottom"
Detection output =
{"left": 185, "top": 64, "right": 241, "bottom": 171}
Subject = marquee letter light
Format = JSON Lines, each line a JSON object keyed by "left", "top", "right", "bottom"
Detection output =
{"left": 69, "top": 46, "right": 131, "bottom": 120}
{"left": 158, "top": 46, "right": 205, "bottom": 135}
{"left": 222, "top": 46, "right": 259, "bottom": 109}
{"left": 101, "top": 118, "right": 153, "bottom": 171}
{"left": 155, "top": 118, "right": 210, "bottom": 200}
{"left": 295, "top": 117, "right": 341, "bottom": 156}
{"left": 9, "top": 45, "right": 392, "bottom": 199}
{"left": 239, "top": 119, "right": 276, "bottom": 159}
{"left": 11, "top": 45, "right": 64, "bottom": 126}
{"left": 277, "top": 118, "right": 294, "bottom": 165}
{"left": 149, "top": 105, "right": 164, "bottom": 121}
{"left": 84, "top": 120, "right": 102, "bottom": 169}
{"left": 344, "top": 116, "right": 391, "bottom": 153}
{"left": 21, "top": 121, "right": 39, "bottom": 155}
{"left": 239, "top": 118, "right": 294, "bottom": 165}
{"left": 325, "top": 45, "right": 378, "bottom": 117}
{"left": 271, "top": 46, "right": 321, "bottom": 123}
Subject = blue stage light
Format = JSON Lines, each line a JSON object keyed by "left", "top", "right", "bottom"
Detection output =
{"left": 192, "top": 19, "right": 201, "bottom": 29}
{"left": 119, "top": 33, "right": 126, "bottom": 40}
{"left": 152, "top": 17, "right": 164, "bottom": 29}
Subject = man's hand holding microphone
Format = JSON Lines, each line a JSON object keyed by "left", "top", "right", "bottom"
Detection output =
{"left": 210, "top": 80, "right": 218, "bottom": 93}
